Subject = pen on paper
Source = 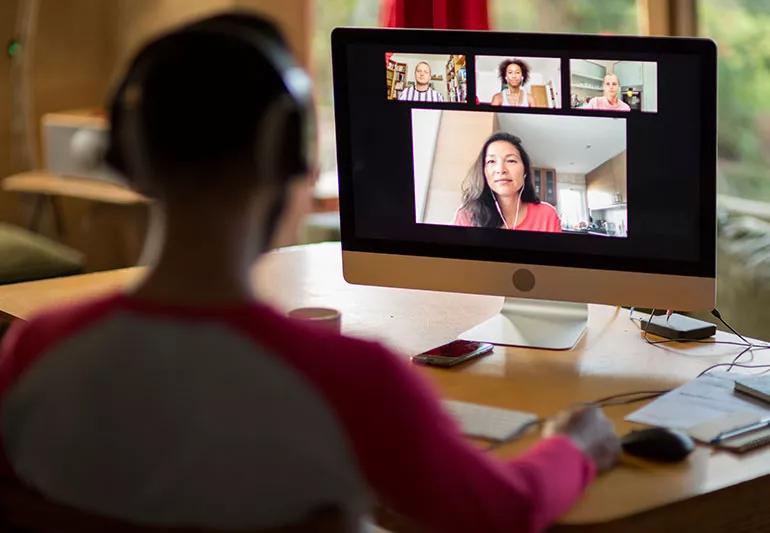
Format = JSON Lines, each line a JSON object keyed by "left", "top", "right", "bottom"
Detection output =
{"left": 711, "top": 418, "right": 770, "bottom": 444}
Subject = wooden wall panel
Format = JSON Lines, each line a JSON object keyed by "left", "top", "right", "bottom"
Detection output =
{"left": 1, "top": 0, "right": 114, "bottom": 225}
{"left": 1, "top": 0, "right": 311, "bottom": 270}
{"left": 0, "top": 1, "right": 21, "bottom": 223}
{"left": 233, "top": 0, "right": 312, "bottom": 67}
{"left": 111, "top": 0, "right": 311, "bottom": 77}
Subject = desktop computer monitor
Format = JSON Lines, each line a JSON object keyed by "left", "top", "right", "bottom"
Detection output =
{"left": 331, "top": 29, "right": 716, "bottom": 349}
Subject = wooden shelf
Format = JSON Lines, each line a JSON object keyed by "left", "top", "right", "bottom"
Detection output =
{"left": 3, "top": 171, "right": 150, "bottom": 205}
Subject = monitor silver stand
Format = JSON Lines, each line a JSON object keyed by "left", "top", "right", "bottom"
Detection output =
{"left": 459, "top": 298, "right": 588, "bottom": 350}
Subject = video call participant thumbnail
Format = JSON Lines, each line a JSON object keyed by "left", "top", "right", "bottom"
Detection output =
{"left": 571, "top": 59, "right": 657, "bottom": 113}
{"left": 491, "top": 58, "right": 532, "bottom": 107}
{"left": 399, "top": 61, "right": 445, "bottom": 102}
{"left": 476, "top": 55, "right": 561, "bottom": 108}
{"left": 454, "top": 132, "right": 562, "bottom": 233}
{"left": 387, "top": 53, "right": 467, "bottom": 103}
{"left": 584, "top": 74, "right": 630, "bottom": 112}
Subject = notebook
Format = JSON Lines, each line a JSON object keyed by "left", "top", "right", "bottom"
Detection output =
{"left": 734, "top": 375, "right": 770, "bottom": 404}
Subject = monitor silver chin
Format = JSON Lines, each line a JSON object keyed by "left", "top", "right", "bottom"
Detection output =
{"left": 343, "top": 250, "right": 715, "bottom": 350}
{"left": 343, "top": 250, "right": 715, "bottom": 310}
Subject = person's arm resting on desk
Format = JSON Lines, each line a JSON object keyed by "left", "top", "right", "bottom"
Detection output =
{"left": 364, "top": 348, "right": 597, "bottom": 532}
{"left": 244, "top": 310, "right": 617, "bottom": 532}
{"left": 323, "top": 342, "right": 601, "bottom": 533}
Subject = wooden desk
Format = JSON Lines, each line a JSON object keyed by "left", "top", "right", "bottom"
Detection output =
{"left": 0, "top": 242, "right": 768, "bottom": 532}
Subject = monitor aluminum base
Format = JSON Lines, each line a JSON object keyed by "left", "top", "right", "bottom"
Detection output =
{"left": 459, "top": 298, "right": 588, "bottom": 350}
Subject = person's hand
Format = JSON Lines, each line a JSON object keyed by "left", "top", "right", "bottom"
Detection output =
{"left": 542, "top": 406, "right": 621, "bottom": 472}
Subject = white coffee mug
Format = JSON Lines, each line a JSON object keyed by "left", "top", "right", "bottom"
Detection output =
{"left": 288, "top": 307, "right": 341, "bottom": 333}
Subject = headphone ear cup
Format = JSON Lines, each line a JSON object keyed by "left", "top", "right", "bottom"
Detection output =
{"left": 283, "top": 107, "right": 307, "bottom": 177}
{"left": 255, "top": 95, "right": 293, "bottom": 184}
{"left": 105, "top": 73, "right": 149, "bottom": 188}
{"left": 256, "top": 93, "right": 313, "bottom": 183}
{"left": 105, "top": 82, "right": 129, "bottom": 177}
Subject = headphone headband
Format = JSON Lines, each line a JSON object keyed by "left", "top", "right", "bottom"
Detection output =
{"left": 106, "top": 16, "right": 315, "bottom": 185}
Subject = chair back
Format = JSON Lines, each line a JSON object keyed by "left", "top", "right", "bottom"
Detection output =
{"left": 0, "top": 478, "right": 351, "bottom": 533}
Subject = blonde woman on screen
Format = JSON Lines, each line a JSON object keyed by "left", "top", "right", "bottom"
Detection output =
{"left": 584, "top": 73, "right": 630, "bottom": 111}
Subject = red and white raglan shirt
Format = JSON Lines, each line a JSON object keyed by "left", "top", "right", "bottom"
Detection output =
{"left": 0, "top": 294, "right": 595, "bottom": 532}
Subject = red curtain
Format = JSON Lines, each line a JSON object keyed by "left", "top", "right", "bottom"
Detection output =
{"left": 380, "top": 0, "right": 489, "bottom": 30}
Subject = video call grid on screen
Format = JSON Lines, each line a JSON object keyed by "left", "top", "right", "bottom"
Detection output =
{"left": 384, "top": 50, "right": 659, "bottom": 115}
{"left": 333, "top": 30, "right": 715, "bottom": 277}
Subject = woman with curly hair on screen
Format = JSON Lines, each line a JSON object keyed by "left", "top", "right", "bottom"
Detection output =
{"left": 490, "top": 58, "right": 532, "bottom": 107}
{"left": 454, "top": 132, "right": 562, "bottom": 233}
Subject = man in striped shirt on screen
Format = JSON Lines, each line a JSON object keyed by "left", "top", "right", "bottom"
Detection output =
{"left": 398, "top": 61, "right": 445, "bottom": 102}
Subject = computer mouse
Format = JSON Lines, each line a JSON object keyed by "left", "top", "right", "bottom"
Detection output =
{"left": 621, "top": 427, "right": 695, "bottom": 462}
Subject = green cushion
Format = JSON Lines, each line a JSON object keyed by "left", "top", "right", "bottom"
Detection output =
{"left": 0, "top": 223, "right": 84, "bottom": 284}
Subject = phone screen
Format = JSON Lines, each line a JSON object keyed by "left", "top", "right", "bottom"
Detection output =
{"left": 423, "top": 340, "right": 491, "bottom": 358}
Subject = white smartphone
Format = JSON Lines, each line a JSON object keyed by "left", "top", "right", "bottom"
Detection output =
{"left": 411, "top": 340, "right": 494, "bottom": 367}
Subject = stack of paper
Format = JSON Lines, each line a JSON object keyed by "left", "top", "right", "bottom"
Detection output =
{"left": 626, "top": 372, "right": 770, "bottom": 430}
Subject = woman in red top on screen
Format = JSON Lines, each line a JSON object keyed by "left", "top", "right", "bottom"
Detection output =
{"left": 453, "top": 132, "right": 562, "bottom": 233}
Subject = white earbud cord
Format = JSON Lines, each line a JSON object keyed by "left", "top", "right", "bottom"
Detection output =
{"left": 513, "top": 185, "right": 523, "bottom": 229}
{"left": 493, "top": 179, "right": 525, "bottom": 230}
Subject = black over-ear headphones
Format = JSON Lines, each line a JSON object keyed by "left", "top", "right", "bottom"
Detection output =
{"left": 105, "top": 15, "right": 315, "bottom": 186}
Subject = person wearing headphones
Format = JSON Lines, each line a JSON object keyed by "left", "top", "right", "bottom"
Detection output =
{"left": 0, "top": 13, "right": 616, "bottom": 533}
{"left": 454, "top": 132, "right": 562, "bottom": 233}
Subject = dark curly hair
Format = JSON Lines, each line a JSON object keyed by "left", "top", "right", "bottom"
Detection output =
{"left": 459, "top": 132, "right": 540, "bottom": 228}
{"left": 497, "top": 58, "right": 530, "bottom": 88}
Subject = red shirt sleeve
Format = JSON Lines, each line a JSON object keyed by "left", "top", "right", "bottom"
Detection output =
{"left": 236, "top": 309, "right": 596, "bottom": 533}
{"left": 342, "top": 346, "right": 595, "bottom": 533}
{"left": 453, "top": 208, "right": 473, "bottom": 226}
{"left": 544, "top": 203, "right": 562, "bottom": 233}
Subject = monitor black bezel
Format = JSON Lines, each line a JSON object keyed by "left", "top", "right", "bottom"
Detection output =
{"left": 331, "top": 27, "right": 717, "bottom": 278}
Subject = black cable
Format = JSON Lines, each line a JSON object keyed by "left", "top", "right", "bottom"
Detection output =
{"left": 711, "top": 308, "right": 754, "bottom": 347}
{"left": 725, "top": 344, "right": 754, "bottom": 373}
{"left": 697, "top": 362, "right": 770, "bottom": 377}
{"left": 689, "top": 339, "right": 770, "bottom": 348}
{"left": 586, "top": 389, "right": 672, "bottom": 407}
{"left": 486, "top": 309, "right": 766, "bottom": 450}
{"left": 597, "top": 393, "right": 668, "bottom": 407}
{"left": 484, "top": 389, "right": 673, "bottom": 450}
{"left": 485, "top": 418, "right": 544, "bottom": 451}
{"left": 629, "top": 320, "right": 767, "bottom": 349}
{"left": 630, "top": 308, "right": 770, "bottom": 376}
{"left": 629, "top": 310, "right": 770, "bottom": 351}
{"left": 641, "top": 307, "right": 656, "bottom": 341}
